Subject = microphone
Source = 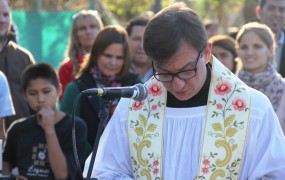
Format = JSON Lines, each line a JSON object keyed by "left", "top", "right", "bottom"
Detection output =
{"left": 81, "top": 83, "right": 148, "bottom": 101}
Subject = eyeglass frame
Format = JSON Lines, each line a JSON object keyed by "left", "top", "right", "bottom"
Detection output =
{"left": 152, "top": 50, "right": 203, "bottom": 82}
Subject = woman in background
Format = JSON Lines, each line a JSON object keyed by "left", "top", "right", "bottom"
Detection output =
{"left": 208, "top": 34, "right": 239, "bottom": 73}
{"left": 236, "top": 22, "right": 285, "bottom": 134}
{"left": 60, "top": 25, "right": 141, "bottom": 151}
{"left": 58, "top": 10, "right": 103, "bottom": 100}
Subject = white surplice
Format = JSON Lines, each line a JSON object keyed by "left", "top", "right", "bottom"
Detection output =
{"left": 83, "top": 88, "right": 285, "bottom": 180}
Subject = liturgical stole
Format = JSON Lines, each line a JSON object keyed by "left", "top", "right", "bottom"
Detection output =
{"left": 127, "top": 56, "right": 251, "bottom": 180}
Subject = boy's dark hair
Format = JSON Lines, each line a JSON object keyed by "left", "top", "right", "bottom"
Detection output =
{"left": 21, "top": 63, "right": 59, "bottom": 91}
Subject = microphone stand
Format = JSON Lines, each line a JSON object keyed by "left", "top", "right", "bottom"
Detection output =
{"left": 86, "top": 98, "right": 113, "bottom": 180}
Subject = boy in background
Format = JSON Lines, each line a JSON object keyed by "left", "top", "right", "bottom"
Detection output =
{"left": 2, "top": 63, "right": 87, "bottom": 179}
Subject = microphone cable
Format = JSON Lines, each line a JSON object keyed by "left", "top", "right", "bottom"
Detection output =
{"left": 71, "top": 93, "right": 84, "bottom": 180}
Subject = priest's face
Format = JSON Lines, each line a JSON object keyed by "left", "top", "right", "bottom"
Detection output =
{"left": 153, "top": 42, "right": 212, "bottom": 101}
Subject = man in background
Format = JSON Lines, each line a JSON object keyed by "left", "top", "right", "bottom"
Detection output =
{"left": 0, "top": 0, "right": 35, "bottom": 129}
{"left": 126, "top": 12, "right": 153, "bottom": 83}
{"left": 256, "top": 0, "right": 285, "bottom": 76}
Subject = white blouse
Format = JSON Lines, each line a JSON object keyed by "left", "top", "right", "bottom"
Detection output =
{"left": 84, "top": 89, "right": 285, "bottom": 180}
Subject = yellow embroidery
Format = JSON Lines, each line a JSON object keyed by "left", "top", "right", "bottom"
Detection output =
{"left": 198, "top": 57, "right": 251, "bottom": 179}
{"left": 128, "top": 79, "right": 166, "bottom": 179}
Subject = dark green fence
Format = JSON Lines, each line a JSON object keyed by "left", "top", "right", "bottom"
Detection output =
{"left": 12, "top": 11, "right": 77, "bottom": 69}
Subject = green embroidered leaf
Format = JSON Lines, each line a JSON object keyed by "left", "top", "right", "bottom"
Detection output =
{"left": 133, "top": 143, "right": 138, "bottom": 150}
{"left": 139, "top": 114, "right": 147, "bottom": 127}
{"left": 226, "top": 128, "right": 238, "bottom": 137}
{"left": 224, "top": 114, "right": 235, "bottom": 127}
{"left": 232, "top": 144, "right": 238, "bottom": 151}
{"left": 135, "top": 127, "right": 143, "bottom": 136}
{"left": 147, "top": 123, "right": 157, "bottom": 132}
{"left": 215, "top": 134, "right": 224, "bottom": 138}
{"left": 212, "top": 123, "right": 223, "bottom": 132}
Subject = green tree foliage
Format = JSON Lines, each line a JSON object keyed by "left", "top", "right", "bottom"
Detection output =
{"left": 103, "top": 0, "right": 173, "bottom": 24}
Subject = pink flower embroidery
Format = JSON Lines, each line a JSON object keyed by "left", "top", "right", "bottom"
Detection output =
{"left": 216, "top": 103, "right": 223, "bottom": 109}
{"left": 151, "top": 105, "right": 157, "bottom": 111}
{"left": 202, "top": 158, "right": 210, "bottom": 166}
{"left": 232, "top": 98, "right": 246, "bottom": 111}
{"left": 201, "top": 167, "right": 209, "bottom": 174}
{"left": 148, "top": 83, "right": 162, "bottom": 96}
{"left": 153, "top": 159, "right": 159, "bottom": 166}
{"left": 132, "top": 101, "right": 144, "bottom": 110}
{"left": 215, "top": 82, "right": 232, "bottom": 95}
{"left": 153, "top": 167, "right": 159, "bottom": 175}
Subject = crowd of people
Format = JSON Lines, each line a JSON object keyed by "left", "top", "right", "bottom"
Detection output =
{"left": 1, "top": 0, "right": 285, "bottom": 179}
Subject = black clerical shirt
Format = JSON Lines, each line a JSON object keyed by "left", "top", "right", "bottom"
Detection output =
{"left": 167, "top": 64, "right": 211, "bottom": 108}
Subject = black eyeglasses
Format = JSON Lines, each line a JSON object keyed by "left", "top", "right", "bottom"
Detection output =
{"left": 152, "top": 50, "right": 203, "bottom": 82}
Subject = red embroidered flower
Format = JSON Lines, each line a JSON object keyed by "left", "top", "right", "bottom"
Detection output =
{"left": 215, "top": 82, "right": 232, "bottom": 95}
{"left": 216, "top": 103, "right": 223, "bottom": 109}
{"left": 232, "top": 98, "right": 246, "bottom": 111}
{"left": 148, "top": 83, "right": 162, "bottom": 96}
{"left": 132, "top": 101, "right": 144, "bottom": 110}
{"left": 202, "top": 158, "right": 210, "bottom": 166}
{"left": 151, "top": 105, "right": 157, "bottom": 111}
{"left": 153, "top": 167, "right": 159, "bottom": 175}
{"left": 201, "top": 167, "right": 209, "bottom": 174}
{"left": 153, "top": 159, "right": 159, "bottom": 167}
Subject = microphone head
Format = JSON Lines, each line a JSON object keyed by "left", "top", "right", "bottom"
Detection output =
{"left": 134, "top": 83, "right": 148, "bottom": 101}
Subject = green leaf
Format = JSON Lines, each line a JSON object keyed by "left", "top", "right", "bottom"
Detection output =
{"left": 226, "top": 128, "right": 238, "bottom": 137}
{"left": 139, "top": 114, "right": 147, "bottom": 127}
{"left": 212, "top": 123, "right": 223, "bottom": 132}
{"left": 147, "top": 123, "right": 157, "bottom": 132}
{"left": 224, "top": 114, "right": 235, "bottom": 127}
{"left": 135, "top": 127, "right": 143, "bottom": 136}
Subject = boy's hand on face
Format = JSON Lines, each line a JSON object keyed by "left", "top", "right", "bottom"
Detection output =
{"left": 37, "top": 106, "right": 55, "bottom": 133}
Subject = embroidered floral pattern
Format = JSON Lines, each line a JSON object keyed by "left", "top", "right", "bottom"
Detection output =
{"left": 129, "top": 80, "right": 165, "bottom": 180}
{"left": 216, "top": 103, "right": 223, "bottom": 109}
{"left": 132, "top": 101, "right": 144, "bottom": 110}
{"left": 148, "top": 83, "right": 163, "bottom": 96}
{"left": 214, "top": 82, "right": 232, "bottom": 95}
{"left": 232, "top": 98, "right": 246, "bottom": 111}
{"left": 198, "top": 59, "right": 250, "bottom": 180}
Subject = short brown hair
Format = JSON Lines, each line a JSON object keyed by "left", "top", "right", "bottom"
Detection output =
{"left": 143, "top": 2, "right": 207, "bottom": 66}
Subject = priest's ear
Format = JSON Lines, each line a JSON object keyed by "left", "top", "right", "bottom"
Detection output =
{"left": 255, "top": 6, "right": 261, "bottom": 19}
{"left": 203, "top": 42, "right": 212, "bottom": 64}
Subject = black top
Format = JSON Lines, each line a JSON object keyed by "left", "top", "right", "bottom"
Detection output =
{"left": 3, "top": 114, "right": 87, "bottom": 180}
{"left": 167, "top": 64, "right": 211, "bottom": 108}
{"left": 75, "top": 72, "right": 141, "bottom": 147}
